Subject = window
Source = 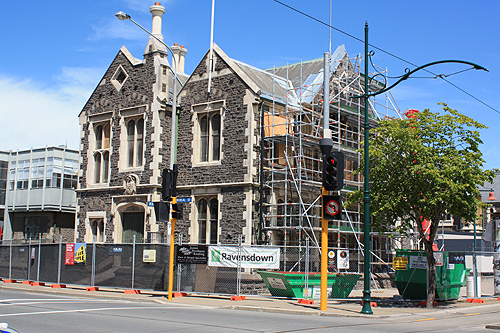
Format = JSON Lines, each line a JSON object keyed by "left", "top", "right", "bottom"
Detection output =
{"left": 30, "top": 158, "right": 45, "bottom": 188}
{"left": 90, "top": 218, "right": 105, "bottom": 243}
{"left": 111, "top": 66, "right": 128, "bottom": 91}
{"left": 199, "top": 113, "right": 221, "bottom": 162}
{"left": 197, "top": 198, "right": 219, "bottom": 244}
{"left": 125, "top": 118, "right": 144, "bottom": 168}
{"left": 93, "top": 123, "right": 111, "bottom": 184}
{"left": 16, "top": 160, "right": 29, "bottom": 189}
{"left": 0, "top": 161, "right": 7, "bottom": 205}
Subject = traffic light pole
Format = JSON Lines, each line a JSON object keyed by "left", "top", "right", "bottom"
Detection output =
{"left": 320, "top": 51, "right": 331, "bottom": 311}
{"left": 320, "top": 187, "right": 329, "bottom": 311}
{"left": 168, "top": 197, "right": 177, "bottom": 301}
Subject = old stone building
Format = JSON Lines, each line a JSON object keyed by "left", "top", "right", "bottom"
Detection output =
{"left": 76, "top": 2, "right": 396, "bottom": 261}
{"left": 76, "top": 3, "right": 187, "bottom": 243}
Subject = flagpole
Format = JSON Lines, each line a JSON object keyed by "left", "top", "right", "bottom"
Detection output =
{"left": 207, "top": 0, "right": 215, "bottom": 94}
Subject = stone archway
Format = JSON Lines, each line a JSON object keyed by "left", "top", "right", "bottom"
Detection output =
{"left": 116, "top": 203, "right": 146, "bottom": 243}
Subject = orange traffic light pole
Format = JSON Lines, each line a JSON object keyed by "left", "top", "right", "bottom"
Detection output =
{"left": 320, "top": 187, "right": 329, "bottom": 311}
{"left": 168, "top": 197, "right": 177, "bottom": 301}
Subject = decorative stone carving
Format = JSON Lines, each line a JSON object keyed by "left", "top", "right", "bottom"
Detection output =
{"left": 124, "top": 174, "right": 139, "bottom": 195}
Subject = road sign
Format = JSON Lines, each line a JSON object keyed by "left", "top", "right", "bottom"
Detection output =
{"left": 176, "top": 197, "right": 192, "bottom": 203}
{"left": 322, "top": 195, "right": 342, "bottom": 220}
{"left": 147, "top": 201, "right": 154, "bottom": 207}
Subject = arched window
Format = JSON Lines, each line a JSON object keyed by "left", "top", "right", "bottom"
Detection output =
{"left": 126, "top": 118, "right": 144, "bottom": 168}
{"left": 198, "top": 113, "right": 221, "bottom": 163}
{"left": 197, "top": 197, "right": 219, "bottom": 244}
{"left": 93, "top": 122, "right": 111, "bottom": 184}
{"left": 200, "top": 115, "right": 209, "bottom": 162}
{"left": 211, "top": 114, "right": 220, "bottom": 161}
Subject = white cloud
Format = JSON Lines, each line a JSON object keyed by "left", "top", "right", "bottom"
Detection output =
{"left": 0, "top": 68, "right": 102, "bottom": 151}
{"left": 89, "top": 19, "right": 145, "bottom": 41}
{"left": 55, "top": 67, "right": 104, "bottom": 102}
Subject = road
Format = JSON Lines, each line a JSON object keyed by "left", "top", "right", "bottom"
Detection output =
{"left": 0, "top": 289, "right": 498, "bottom": 332}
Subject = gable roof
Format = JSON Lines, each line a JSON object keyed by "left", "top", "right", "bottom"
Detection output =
{"left": 181, "top": 44, "right": 300, "bottom": 107}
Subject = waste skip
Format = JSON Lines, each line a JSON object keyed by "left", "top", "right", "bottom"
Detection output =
{"left": 258, "top": 271, "right": 360, "bottom": 298}
{"left": 394, "top": 250, "right": 470, "bottom": 300}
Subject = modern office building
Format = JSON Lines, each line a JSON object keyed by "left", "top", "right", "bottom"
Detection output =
{"left": 2, "top": 146, "right": 78, "bottom": 243}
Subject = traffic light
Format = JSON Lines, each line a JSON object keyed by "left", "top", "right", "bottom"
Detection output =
{"left": 322, "top": 151, "right": 344, "bottom": 191}
{"left": 153, "top": 202, "right": 170, "bottom": 222}
{"left": 161, "top": 164, "right": 178, "bottom": 201}
{"left": 171, "top": 202, "right": 182, "bottom": 220}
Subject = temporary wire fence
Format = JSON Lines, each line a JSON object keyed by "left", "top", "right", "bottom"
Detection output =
{"left": 6, "top": 238, "right": 480, "bottom": 300}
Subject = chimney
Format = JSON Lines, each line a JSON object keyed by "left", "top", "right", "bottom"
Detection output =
{"left": 171, "top": 43, "right": 187, "bottom": 74}
{"left": 150, "top": 2, "right": 165, "bottom": 40}
{"left": 145, "top": 2, "right": 167, "bottom": 55}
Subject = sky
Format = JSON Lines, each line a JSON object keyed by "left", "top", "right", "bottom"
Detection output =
{"left": 1, "top": 0, "right": 499, "bottom": 169}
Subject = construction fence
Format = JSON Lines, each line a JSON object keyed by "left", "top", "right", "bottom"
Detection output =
{"left": 1, "top": 238, "right": 497, "bottom": 299}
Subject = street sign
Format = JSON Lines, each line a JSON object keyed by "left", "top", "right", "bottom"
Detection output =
{"left": 176, "top": 197, "right": 192, "bottom": 203}
{"left": 322, "top": 195, "right": 342, "bottom": 220}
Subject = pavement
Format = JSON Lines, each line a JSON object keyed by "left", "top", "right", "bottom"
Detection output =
{"left": 2, "top": 280, "right": 500, "bottom": 321}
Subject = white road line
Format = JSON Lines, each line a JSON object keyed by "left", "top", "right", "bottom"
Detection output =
{"left": 0, "top": 300, "right": 131, "bottom": 307}
{"left": 0, "top": 305, "right": 208, "bottom": 317}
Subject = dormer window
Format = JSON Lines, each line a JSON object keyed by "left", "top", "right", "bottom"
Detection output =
{"left": 111, "top": 66, "right": 128, "bottom": 91}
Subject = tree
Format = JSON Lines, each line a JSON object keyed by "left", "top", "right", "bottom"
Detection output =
{"left": 349, "top": 103, "right": 494, "bottom": 308}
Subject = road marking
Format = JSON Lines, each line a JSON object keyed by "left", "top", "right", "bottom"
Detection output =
{"left": 465, "top": 313, "right": 480, "bottom": 316}
{"left": 0, "top": 305, "right": 204, "bottom": 317}
{"left": 416, "top": 318, "right": 437, "bottom": 321}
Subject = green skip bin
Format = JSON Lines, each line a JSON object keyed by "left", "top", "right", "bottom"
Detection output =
{"left": 258, "top": 271, "right": 361, "bottom": 299}
{"left": 394, "top": 250, "right": 470, "bottom": 300}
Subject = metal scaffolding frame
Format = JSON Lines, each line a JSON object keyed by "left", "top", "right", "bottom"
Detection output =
{"left": 260, "top": 51, "right": 403, "bottom": 272}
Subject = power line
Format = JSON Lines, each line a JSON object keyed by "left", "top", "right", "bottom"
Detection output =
{"left": 273, "top": 0, "right": 499, "bottom": 115}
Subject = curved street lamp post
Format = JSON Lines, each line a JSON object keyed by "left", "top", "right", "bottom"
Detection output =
{"left": 116, "top": 10, "right": 181, "bottom": 301}
{"left": 354, "top": 23, "right": 487, "bottom": 314}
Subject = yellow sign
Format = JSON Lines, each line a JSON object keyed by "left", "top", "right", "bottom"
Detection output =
{"left": 393, "top": 256, "right": 408, "bottom": 270}
{"left": 143, "top": 249, "right": 157, "bottom": 263}
{"left": 74, "top": 244, "right": 86, "bottom": 264}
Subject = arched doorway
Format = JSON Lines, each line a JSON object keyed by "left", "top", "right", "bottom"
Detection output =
{"left": 120, "top": 205, "right": 145, "bottom": 243}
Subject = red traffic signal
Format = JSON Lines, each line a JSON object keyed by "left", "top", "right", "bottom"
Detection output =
{"left": 322, "top": 151, "right": 344, "bottom": 191}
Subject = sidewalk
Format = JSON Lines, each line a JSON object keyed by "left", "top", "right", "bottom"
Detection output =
{"left": 1, "top": 280, "right": 499, "bottom": 319}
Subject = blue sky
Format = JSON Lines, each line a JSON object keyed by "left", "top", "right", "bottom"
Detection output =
{"left": 1, "top": 0, "right": 499, "bottom": 169}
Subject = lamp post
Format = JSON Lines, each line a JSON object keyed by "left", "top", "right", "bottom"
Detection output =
{"left": 116, "top": 10, "right": 181, "bottom": 301}
{"left": 355, "top": 22, "right": 487, "bottom": 315}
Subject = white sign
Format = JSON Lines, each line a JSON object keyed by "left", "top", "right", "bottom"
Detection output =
{"left": 267, "top": 277, "right": 287, "bottom": 290}
{"left": 307, "top": 286, "right": 333, "bottom": 299}
{"left": 409, "top": 256, "right": 428, "bottom": 269}
{"left": 208, "top": 246, "right": 280, "bottom": 269}
{"left": 337, "top": 249, "right": 349, "bottom": 269}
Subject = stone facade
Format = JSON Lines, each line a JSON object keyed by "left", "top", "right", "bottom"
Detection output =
{"left": 175, "top": 47, "right": 262, "bottom": 245}
{"left": 76, "top": 22, "right": 178, "bottom": 243}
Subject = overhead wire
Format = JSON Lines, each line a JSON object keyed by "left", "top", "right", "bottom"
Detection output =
{"left": 273, "top": 0, "right": 499, "bottom": 115}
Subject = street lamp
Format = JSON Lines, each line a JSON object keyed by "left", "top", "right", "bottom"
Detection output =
{"left": 116, "top": 9, "right": 181, "bottom": 301}
{"left": 355, "top": 22, "right": 487, "bottom": 315}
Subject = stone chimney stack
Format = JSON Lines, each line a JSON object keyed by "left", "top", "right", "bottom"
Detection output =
{"left": 145, "top": 2, "right": 167, "bottom": 55}
{"left": 150, "top": 2, "right": 165, "bottom": 40}
{"left": 171, "top": 43, "right": 188, "bottom": 74}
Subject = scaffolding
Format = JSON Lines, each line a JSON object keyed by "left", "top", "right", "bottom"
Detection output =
{"left": 260, "top": 47, "right": 403, "bottom": 273}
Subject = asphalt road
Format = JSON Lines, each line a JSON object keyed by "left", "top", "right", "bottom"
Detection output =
{"left": 0, "top": 289, "right": 498, "bottom": 332}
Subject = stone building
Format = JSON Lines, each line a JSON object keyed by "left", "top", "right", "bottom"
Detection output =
{"left": 76, "top": 2, "right": 397, "bottom": 262}
{"left": 76, "top": 3, "right": 187, "bottom": 243}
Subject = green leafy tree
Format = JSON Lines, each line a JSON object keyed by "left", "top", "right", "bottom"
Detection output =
{"left": 348, "top": 103, "right": 494, "bottom": 308}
